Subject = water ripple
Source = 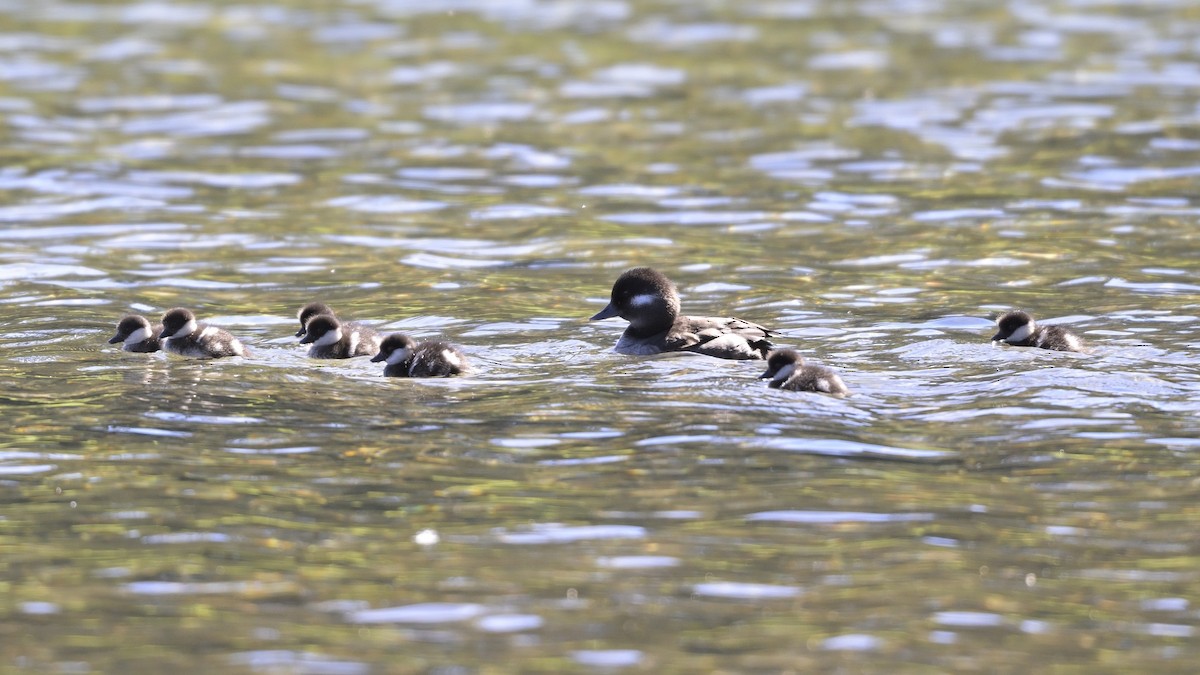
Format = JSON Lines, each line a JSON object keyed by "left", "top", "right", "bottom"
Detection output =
{"left": 495, "top": 523, "right": 646, "bottom": 544}
{"left": 346, "top": 603, "right": 486, "bottom": 624}
{"left": 693, "top": 582, "right": 802, "bottom": 599}
{"left": 324, "top": 195, "right": 448, "bottom": 213}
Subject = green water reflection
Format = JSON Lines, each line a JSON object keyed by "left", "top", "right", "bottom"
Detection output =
{"left": 2, "top": 0, "right": 1200, "bottom": 672}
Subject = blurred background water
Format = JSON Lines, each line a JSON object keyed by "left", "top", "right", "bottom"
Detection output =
{"left": 3, "top": 0, "right": 1200, "bottom": 671}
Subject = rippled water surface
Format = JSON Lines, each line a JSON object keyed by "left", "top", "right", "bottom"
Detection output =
{"left": 4, "top": 0, "right": 1200, "bottom": 671}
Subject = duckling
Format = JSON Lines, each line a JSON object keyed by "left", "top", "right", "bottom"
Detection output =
{"left": 370, "top": 333, "right": 467, "bottom": 377}
{"left": 108, "top": 314, "right": 161, "bottom": 353}
{"left": 990, "top": 310, "right": 1085, "bottom": 352}
{"left": 159, "top": 308, "right": 248, "bottom": 359}
{"left": 298, "top": 313, "right": 381, "bottom": 359}
{"left": 759, "top": 349, "right": 849, "bottom": 396}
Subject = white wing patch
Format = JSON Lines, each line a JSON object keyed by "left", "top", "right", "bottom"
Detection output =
{"left": 441, "top": 349, "right": 461, "bottom": 369}
{"left": 199, "top": 326, "right": 217, "bottom": 340}
{"left": 347, "top": 329, "right": 360, "bottom": 354}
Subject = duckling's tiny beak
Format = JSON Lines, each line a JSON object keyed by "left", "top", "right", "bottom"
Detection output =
{"left": 369, "top": 352, "right": 387, "bottom": 363}
{"left": 295, "top": 327, "right": 306, "bottom": 338}
{"left": 108, "top": 334, "right": 124, "bottom": 344}
{"left": 758, "top": 368, "right": 776, "bottom": 380}
{"left": 298, "top": 333, "right": 315, "bottom": 345}
{"left": 989, "top": 332, "right": 1004, "bottom": 342}
{"left": 589, "top": 303, "right": 619, "bottom": 321}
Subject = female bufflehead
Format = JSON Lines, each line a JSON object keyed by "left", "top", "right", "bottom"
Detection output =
{"left": 759, "top": 349, "right": 849, "bottom": 396}
{"left": 590, "top": 267, "right": 774, "bottom": 360}
{"left": 990, "top": 310, "right": 1085, "bottom": 352}
{"left": 370, "top": 333, "right": 467, "bottom": 377}
{"left": 159, "top": 307, "right": 249, "bottom": 359}
{"left": 108, "top": 314, "right": 162, "bottom": 353}
{"left": 298, "top": 313, "right": 381, "bottom": 359}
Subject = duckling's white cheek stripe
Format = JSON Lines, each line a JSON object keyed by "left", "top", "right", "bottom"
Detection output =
{"left": 386, "top": 348, "right": 411, "bottom": 365}
{"left": 1007, "top": 324, "right": 1032, "bottom": 343}
{"left": 629, "top": 294, "right": 656, "bottom": 307}
{"left": 774, "top": 364, "right": 795, "bottom": 381}
{"left": 314, "top": 329, "right": 341, "bottom": 347}
{"left": 126, "top": 327, "right": 149, "bottom": 344}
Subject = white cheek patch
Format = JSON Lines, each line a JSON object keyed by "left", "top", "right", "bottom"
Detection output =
{"left": 170, "top": 319, "right": 198, "bottom": 338}
{"left": 629, "top": 293, "right": 657, "bottom": 307}
{"left": 125, "top": 327, "right": 149, "bottom": 344}
{"left": 313, "top": 328, "right": 341, "bottom": 347}
{"left": 773, "top": 363, "right": 796, "bottom": 382}
{"left": 386, "top": 348, "right": 411, "bottom": 365}
{"left": 1006, "top": 323, "right": 1033, "bottom": 343}
{"left": 441, "top": 349, "right": 461, "bottom": 369}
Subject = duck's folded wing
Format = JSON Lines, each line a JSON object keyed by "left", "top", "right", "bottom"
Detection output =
{"left": 665, "top": 317, "right": 774, "bottom": 358}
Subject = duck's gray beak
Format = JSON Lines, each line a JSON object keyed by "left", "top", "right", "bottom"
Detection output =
{"left": 295, "top": 327, "right": 306, "bottom": 338}
{"left": 589, "top": 303, "right": 619, "bottom": 321}
{"left": 298, "top": 333, "right": 315, "bottom": 345}
{"left": 369, "top": 352, "right": 386, "bottom": 363}
{"left": 758, "top": 367, "right": 775, "bottom": 380}
{"left": 989, "top": 331, "right": 1004, "bottom": 342}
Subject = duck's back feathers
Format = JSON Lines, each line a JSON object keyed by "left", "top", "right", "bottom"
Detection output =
{"left": 1032, "top": 325, "right": 1085, "bottom": 352}
{"left": 164, "top": 325, "right": 248, "bottom": 359}
{"left": 664, "top": 315, "right": 774, "bottom": 360}
{"left": 405, "top": 341, "right": 467, "bottom": 377}
{"left": 771, "top": 365, "right": 849, "bottom": 395}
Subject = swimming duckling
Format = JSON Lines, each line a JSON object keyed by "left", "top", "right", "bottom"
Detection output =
{"left": 370, "top": 333, "right": 467, "bottom": 377}
{"left": 108, "top": 314, "right": 162, "bottom": 353}
{"left": 298, "top": 313, "right": 381, "bottom": 359}
{"left": 159, "top": 308, "right": 248, "bottom": 359}
{"left": 759, "top": 349, "right": 849, "bottom": 396}
{"left": 990, "top": 310, "right": 1085, "bottom": 352}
